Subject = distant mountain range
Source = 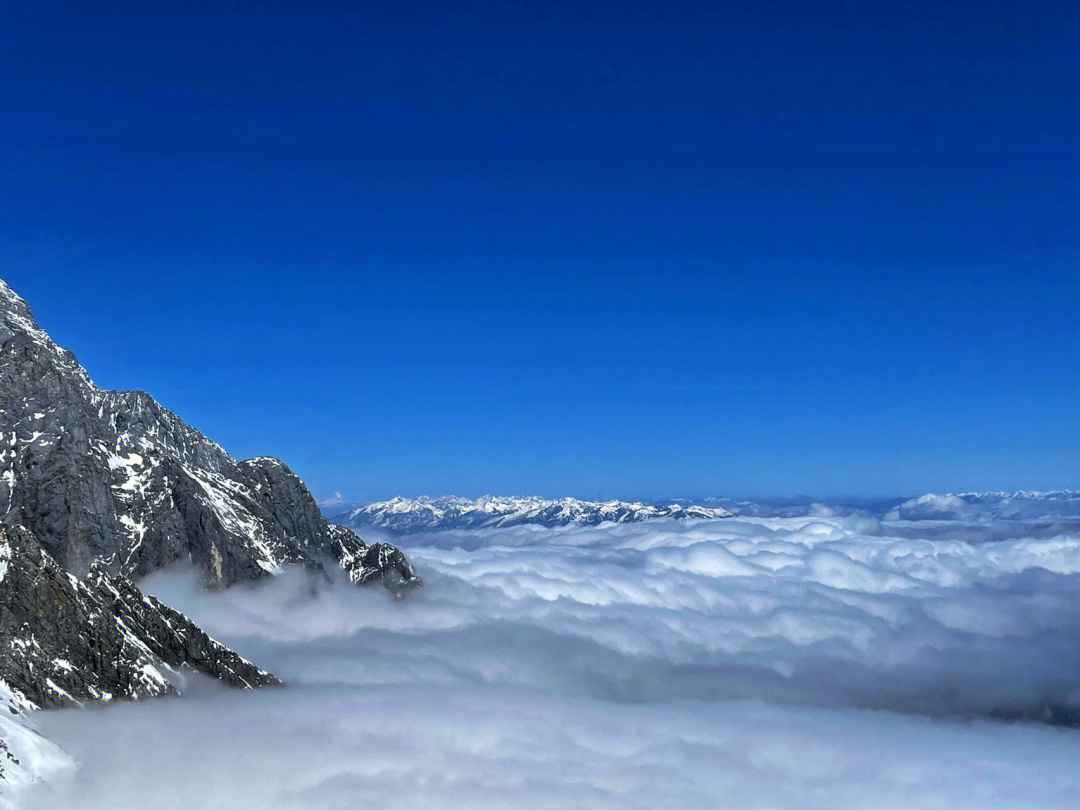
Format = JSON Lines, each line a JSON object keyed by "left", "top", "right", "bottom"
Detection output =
{"left": 885, "top": 490, "right": 1080, "bottom": 521}
{"left": 326, "top": 490, "right": 1080, "bottom": 532}
{"left": 332, "top": 495, "right": 733, "bottom": 534}
{"left": 698, "top": 491, "right": 1080, "bottom": 521}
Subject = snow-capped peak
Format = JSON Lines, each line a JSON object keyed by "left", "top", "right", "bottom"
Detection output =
{"left": 885, "top": 490, "right": 1080, "bottom": 521}
{"left": 334, "top": 495, "right": 733, "bottom": 533}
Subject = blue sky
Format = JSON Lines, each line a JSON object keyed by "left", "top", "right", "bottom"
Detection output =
{"left": 2, "top": 0, "right": 1078, "bottom": 501}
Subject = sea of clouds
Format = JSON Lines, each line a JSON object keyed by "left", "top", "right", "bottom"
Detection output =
{"left": 17, "top": 506, "right": 1080, "bottom": 809}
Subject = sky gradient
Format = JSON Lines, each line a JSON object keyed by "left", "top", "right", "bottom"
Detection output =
{"left": 2, "top": 0, "right": 1078, "bottom": 501}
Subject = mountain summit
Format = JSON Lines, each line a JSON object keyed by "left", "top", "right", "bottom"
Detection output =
{"left": 0, "top": 278, "right": 418, "bottom": 592}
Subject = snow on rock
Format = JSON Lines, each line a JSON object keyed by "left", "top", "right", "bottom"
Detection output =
{"left": 0, "top": 522, "right": 281, "bottom": 797}
{"left": 0, "top": 276, "right": 417, "bottom": 593}
{"left": 0, "top": 524, "right": 279, "bottom": 712}
{"left": 324, "top": 523, "right": 419, "bottom": 594}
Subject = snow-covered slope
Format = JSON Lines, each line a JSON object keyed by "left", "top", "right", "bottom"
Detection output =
{"left": 334, "top": 495, "right": 733, "bottom": 534}
{"left": 0, "top": 679, "right": 72, "bottom": 804}
{"left": 0, "top": 277, "right": 418, "bottom": 592}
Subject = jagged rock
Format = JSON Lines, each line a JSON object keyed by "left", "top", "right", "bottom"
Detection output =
{"left": 325, "top": 524, "right": 417, "bottom": 594}
{"left": 0, "top": 277, "right": 418, "bottom": 591}
{"left": 335, "top": 494, "right": 733, "bottom": 534}
{"left": 0, "top": 524, "right": 277, "bottom": 712}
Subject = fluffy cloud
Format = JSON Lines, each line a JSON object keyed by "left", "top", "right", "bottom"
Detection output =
{"left": 19, "top": 512, "right": 1080, "bottom": 809}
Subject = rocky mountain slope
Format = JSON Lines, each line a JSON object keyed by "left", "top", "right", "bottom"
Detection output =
{"left": 0, "top": 276, "right": 422, "bottom": 796}
{"left": 0, "top": 521, "right": 280, "bottom": 799}
{"left": 1, "top": 523, "right": 277, "bottom": 710}
{"left": 0, "top": 278, "right": 418, "bottom": 592}
{"left": 334, "top": 495, "right": 733, "bottom": 534}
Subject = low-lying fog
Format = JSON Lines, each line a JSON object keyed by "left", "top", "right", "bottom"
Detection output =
{"left": 22, "top": 510, "right": 1080, "bottom": 809}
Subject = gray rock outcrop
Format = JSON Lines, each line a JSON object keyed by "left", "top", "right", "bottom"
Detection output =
{"left": 0, "top": 523, "right": 278, "bottom": 711}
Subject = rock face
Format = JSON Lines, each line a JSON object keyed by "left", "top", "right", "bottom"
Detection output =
{"left": 0, "top": 278, "right": 418, "bottom": 592}
{"left": 335, "top": 495, "right": 733, "bottom": 534}
{"left": 0, "top": 277, "right": 421, "bottom": 796}
{"left": 0, "top": 523, "right": 278, "bottom": 712}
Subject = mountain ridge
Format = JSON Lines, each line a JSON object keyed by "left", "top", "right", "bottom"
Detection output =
{"left": 0, "top": 277, "right": 418, "bottom": 592}
{"left": 334, "top": 494, "right": 733, "bottom": 534}
{"left": 885, "top": 490, "right": 1080, "bottom": 521}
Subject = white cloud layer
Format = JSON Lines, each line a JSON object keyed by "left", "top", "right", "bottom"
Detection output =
{"left": 18, "top": 513, "right": 1080, "bottom": 809}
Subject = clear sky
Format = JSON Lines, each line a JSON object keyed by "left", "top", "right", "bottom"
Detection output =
{"left": 2, "top": 0, "right": 1078, "bottom": 501}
